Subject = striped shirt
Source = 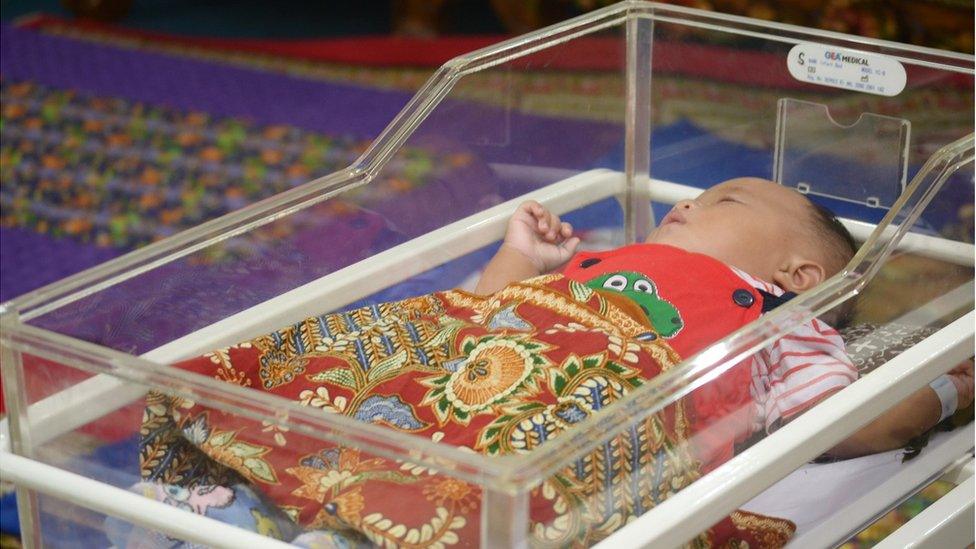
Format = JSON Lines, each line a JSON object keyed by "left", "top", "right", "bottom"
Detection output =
{"left": 730, "top": 268, "right": 859, "bottom": 435}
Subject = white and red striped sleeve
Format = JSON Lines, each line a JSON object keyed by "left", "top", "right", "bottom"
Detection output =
{"left": 728, "top": 267, "right": 859, "bottom": 433}
{"left": 751, "top": 317, "right": 858, "bottom": 432}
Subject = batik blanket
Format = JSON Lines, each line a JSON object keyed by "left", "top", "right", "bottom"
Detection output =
{"left": 141, "top": 274, "right": 795, "bottom": 547}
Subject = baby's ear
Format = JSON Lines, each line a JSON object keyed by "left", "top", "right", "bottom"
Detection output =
{"left": 772, "top": 257, "right": 826, "bottom": 293}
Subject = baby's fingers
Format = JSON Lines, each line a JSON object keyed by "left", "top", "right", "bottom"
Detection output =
{"left": 519, "top": 200, "right": 545, "bottom": 223}
{"left": 560, "top": 222, "right": 574, "bottom": 239}
{"left": 520, "top": 201, "right": 564, "bottom": 241}
{"left": 527, "top": 201, "right": 545, "bottom": 218}
{"left": 562, "top": 236, "right": 581, "bottom": 256}
{"left": 948, "top": 359, "right": 975, "bottom": 410}
{"left": 544, "top": 211, "right": 565, "bottom": 241}
{"left": 536, "top": 214, "right": 550, "bottom": 235}
{"left": 948, "top": 359, "right": 974, "bottom": 377}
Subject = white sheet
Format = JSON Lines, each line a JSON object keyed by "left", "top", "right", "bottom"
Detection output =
{"left": 742, "top": 426, "right": 973, "bottom": 543}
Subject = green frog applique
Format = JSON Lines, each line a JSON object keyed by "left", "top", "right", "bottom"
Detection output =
{"left": 586, "top": 271, "right": 683, "bottom": 338}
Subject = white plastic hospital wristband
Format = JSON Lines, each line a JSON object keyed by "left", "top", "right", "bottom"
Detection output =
{"left": 929, "top": 374, "right": 958, "bottom": 423}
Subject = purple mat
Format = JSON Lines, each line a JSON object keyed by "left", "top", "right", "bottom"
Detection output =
{"left": 0, "top": 24, "right": 410, "bottom": 140}
{"left": 0, "top": 24, "right": 622, "bottom": 164}
{"left": 1, "top": 23, "right": 625, "bottom": 352}
{"left": 0, "top": 227, "right": 121, "bottom": 302}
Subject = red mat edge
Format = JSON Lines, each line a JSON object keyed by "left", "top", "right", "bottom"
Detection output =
{"left": 15, "top": 14, "right": 971, "bottom": 90}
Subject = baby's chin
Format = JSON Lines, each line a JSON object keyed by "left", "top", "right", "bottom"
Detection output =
{"left": 644, "top": 234, "right": 771, "bottom": 282}
{"left": 644, "top": 233, "right": 714, "bottom": 261}
{"left": 643, "top": 230, "right": 687, "bottom": 248}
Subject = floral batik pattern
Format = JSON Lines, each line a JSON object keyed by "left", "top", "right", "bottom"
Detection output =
{"left": 143, "top": 275, "right": 794, "bottom": 547}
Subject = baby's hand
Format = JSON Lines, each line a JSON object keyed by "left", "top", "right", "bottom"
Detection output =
{"left": 947, "top": 358, "right": 974, "bottom": 410}
{"left": 503, "top": 200, "right": 581, "bottom": 273}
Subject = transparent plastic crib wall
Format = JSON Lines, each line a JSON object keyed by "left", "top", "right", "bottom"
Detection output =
{"left": 1, "top": 1, "right": 974, "bottom": 547}
{"left": 2, "top": 166, "right": 972, "bottom": 547}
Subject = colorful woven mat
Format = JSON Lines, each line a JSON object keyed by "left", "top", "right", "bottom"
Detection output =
{"left": 0, "top": 77, "right": 461, "bottom": 250}
{"left": 840, "top": 480, "right": 955, "bottom": 548}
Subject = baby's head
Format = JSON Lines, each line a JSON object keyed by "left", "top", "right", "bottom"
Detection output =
{"left": 645, "top": 177, "right": 856, "bottom": 292}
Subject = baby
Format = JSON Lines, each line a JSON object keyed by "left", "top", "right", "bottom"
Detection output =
{"left": 476, "top": 177, "right": 974, "bottom": 464}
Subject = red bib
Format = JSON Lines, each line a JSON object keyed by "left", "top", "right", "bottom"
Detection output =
{"left": 563, "top": 243, "right": 764, "bottom": 470}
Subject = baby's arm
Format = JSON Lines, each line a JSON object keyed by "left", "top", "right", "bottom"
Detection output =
{"left": 474, "top": 201, "right": 580, "bottom": 295}
{"left": 828, "top": 359, "right": 974, "bottom": 458}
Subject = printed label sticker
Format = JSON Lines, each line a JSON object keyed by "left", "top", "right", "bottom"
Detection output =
{"left": 787, "top": 44, "right": 906, "bottom": 97}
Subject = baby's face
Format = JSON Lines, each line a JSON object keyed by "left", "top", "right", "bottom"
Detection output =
{"left": 645, "top": 178, "right": 813, "bottom": 281}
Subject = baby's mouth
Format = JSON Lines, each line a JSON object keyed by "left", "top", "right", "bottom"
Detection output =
{"left": 660, "top": 210, "right": 686, "bottom": 226}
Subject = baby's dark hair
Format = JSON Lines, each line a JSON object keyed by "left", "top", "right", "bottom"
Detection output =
{"left": 805, "top": 200, "right": 858, "bottom": 327}
{"left": 806, "top": 201, "right": 857, "bottom": 277}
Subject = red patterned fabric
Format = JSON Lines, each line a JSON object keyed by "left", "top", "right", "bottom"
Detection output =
{"left": 144, "top": 274, "right": 795, "bottom": 546}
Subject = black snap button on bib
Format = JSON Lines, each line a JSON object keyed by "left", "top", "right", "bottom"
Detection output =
{"left": 732, "top": 289, "right": 755, "bottom": 308}
{"left": 579, "top": 258, "right": 602, "bottom": 268}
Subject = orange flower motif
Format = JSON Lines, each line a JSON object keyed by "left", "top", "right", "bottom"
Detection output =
{"left": 258, "top": 350, "right": 306, "bottom": 389}
{"left": 338, "top": 448, "right": 385, "bottom": 473}
{"left": 423, "top": 478, "right": 477, "bottom": 513}
{"left": 287, "top": 448, "right": 386, "bottom": 504}
{"left": 201, "top": 435, "right": 276, "bottom": 485}
{"left": 398, "top": 295, "right": 441, "bottom": 319}
{"left": 446, "top": 343, "right": 533, "bottom": 410}
{"left": 287, "top": 466, "right": 346, "bottom": 503}
{"left": 422, "top": 335, "right": 549, "bottom": 425}
{"left": 330, "top": 488, "right": 365, "bottom": 523}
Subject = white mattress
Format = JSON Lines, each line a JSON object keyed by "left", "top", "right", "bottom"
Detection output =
{"left": 742, "top": 425, "right": 974, "bottom": 546}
